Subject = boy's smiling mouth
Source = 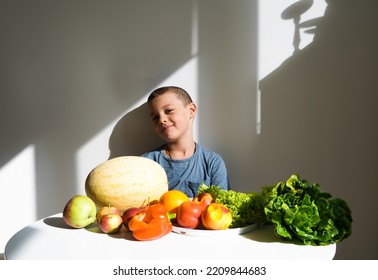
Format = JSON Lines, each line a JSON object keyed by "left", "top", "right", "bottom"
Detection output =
{"left": 161, "top": 124, "right": 174, "bottom": 132}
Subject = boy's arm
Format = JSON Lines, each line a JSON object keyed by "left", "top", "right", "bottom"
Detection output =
{"left": 210, "top": 155, "right": 230, "bottom": 191}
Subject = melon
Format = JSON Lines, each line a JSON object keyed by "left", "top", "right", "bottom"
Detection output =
{"left": 85, "top": 156, "right": 168, "bottom": 214}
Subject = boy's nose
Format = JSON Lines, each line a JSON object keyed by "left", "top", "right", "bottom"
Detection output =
{"left": 159, "top": 116, "right": 167, "bottom": 124}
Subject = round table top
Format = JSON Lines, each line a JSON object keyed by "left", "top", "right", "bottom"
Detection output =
{"left": 4, "top": 213, "right": 336, "bottom": 260}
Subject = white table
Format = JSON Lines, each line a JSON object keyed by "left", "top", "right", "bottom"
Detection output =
{"left": 4, "top": 213, "right": 336, "bottom": 260}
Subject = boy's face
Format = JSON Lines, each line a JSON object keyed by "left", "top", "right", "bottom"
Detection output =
{"left": 148, "top": 92, "right": 196, "bottom": 143}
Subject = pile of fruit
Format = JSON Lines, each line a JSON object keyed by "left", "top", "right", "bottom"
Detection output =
{"left": 62, "top": 156, "right": 235, "bottom": 241}
{"left": 160, "top": 190, "right": 232, "bottom": 230}
{"left": 62, "top": 156, "right": 353, "bottom": 245}
{"left": 62, "top": 189, "right": 232, "bottom": 241}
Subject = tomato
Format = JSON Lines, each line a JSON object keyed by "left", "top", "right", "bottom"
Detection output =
{"left": 177, "top": 201, "right": 202, "bottom": 229}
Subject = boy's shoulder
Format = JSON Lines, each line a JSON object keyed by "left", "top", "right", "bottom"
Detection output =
{"left": 196, "top": 143, "right": 223, "bottom": 160}
{"left": 141, "top": 143, "right": 223, "bottom": 162}
{"left": 141, "top": 145, "right": 164, "bottom": 158}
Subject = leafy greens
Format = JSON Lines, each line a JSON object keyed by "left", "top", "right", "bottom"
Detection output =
{"left": 264, "top": 174, "right": 352, "bottom": 245}
{"left": 198, "top": 184, "right": 272, "bottom": 228}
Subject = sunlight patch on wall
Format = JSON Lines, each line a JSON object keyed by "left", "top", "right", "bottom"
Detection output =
{"left": 75, "top": 118, "right": 121, "bottom": 195}
{"left": 156, "top": 57, "right": 199, "bottom": 141}
{"left": 75, "top": 57, "right": 198, "bottom": 194}
{"left": 75, "top": 0, "right": 199, "bottom": 192}
{"left": 257, "top": 0, "right": 327, "bottom": 134}
{"left": 0, "top": 144, "right": 36, "bottom": 252}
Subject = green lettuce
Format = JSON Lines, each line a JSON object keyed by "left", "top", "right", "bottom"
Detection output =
{"left": 198, "top": 184, "right": 272, "bottom": 228}
{"left": 264, "top": 174, "right": 352, "bottom": 245}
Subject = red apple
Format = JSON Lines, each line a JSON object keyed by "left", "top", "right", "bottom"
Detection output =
{"left": 192, "top": 192, "right": 214, "bottom": 211}
{"left": 177, "top": 201, "right": 202, "bottom": 229}
{"left": 122, "top": 207, "right": 143, "bottom": 230}
{"left": 96, "top": 206, "right": 120, "bottom": 223}
{"left": 201, "top": 203, "right": 232, "bottom": 230}
{"left": 98, "top": 213, "right": 123, "bottom": 234}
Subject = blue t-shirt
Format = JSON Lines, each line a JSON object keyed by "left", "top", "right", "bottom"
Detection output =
{"left": 142, "top": 143, "right": 230, "bottom": 198}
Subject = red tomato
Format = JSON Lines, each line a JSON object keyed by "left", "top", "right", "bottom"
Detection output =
{"left": 177, "top": 201, "right": 202, "bottom": 229}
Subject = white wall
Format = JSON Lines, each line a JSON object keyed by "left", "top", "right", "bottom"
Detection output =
{"left": 256, "top": 0, "right": 378, "bottom": 260}
{"left": 1, "top": 0, "right": 377, "bottom": 260}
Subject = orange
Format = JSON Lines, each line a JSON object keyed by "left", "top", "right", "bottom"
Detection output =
{"left": 159, "top": 190, "right": 190, "bottom": 215}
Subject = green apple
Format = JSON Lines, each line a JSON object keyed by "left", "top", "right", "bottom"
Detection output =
{"left": 63, "top": 195, "right": 96, "bottom": 228}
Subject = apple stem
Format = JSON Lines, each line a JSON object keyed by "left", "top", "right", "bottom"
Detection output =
{"left": 140, "top": 199, "right": 147, "bottom": 208}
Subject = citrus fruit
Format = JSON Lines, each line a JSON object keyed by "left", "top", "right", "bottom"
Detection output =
{"left": 159, "top": 190, "right": 190, "bottom": 215}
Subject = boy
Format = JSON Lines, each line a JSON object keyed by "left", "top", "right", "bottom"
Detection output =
{"left": 142, "top": 86, "right": 230, "bottom": 198}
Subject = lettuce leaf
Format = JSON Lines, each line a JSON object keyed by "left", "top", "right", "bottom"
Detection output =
{"left": 264, "top": 174, "right": 352, "bottom": 245}
{"left": 198, "top": 184, "right": 272, "bottom": 228}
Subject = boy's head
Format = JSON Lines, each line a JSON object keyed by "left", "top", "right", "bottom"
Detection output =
{"left": 147, "top": 86, "right": 196, "bottom": 143}
{"left": 147, "top": 86, "right": 193, "bottom": 107}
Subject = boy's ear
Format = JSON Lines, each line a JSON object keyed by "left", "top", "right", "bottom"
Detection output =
{"left": 188, "top": 102, "right": 197, "bottom": 119}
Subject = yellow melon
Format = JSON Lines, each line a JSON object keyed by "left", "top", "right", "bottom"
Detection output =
{"left": 85, "top": 156, "right": 168, "bottom": 214}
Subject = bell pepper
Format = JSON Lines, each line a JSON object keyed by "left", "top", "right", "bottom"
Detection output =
{"left": 128, "top": 203, "right": 172, "bottom": 241}
{"left": 177, "top": 201, "right": 202, "bottom": 229}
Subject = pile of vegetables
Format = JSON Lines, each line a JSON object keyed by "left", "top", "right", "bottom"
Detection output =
{"left": 198, "top": 173, "right": 352, "bottom": 246}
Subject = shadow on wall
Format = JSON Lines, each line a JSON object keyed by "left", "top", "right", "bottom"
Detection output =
{"left": 0, "top": 0, "right": 193, "bottom": 219}
{"left": 108, "top": 103, "right": 164, "bottom": 159}
{"left": 257, "top": 0, "right": 378, "bottom": 259}
{"left": 281, "top": 0, "right": 314, "bottom": 54}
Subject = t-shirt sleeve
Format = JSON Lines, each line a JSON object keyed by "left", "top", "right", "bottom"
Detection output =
{"left": 209, "top": 154, "right": 230, "bottom": 190}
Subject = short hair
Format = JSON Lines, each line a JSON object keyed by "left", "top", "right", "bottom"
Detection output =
{"left": 147, "top": 86, "right": 193, "bottom": 106}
